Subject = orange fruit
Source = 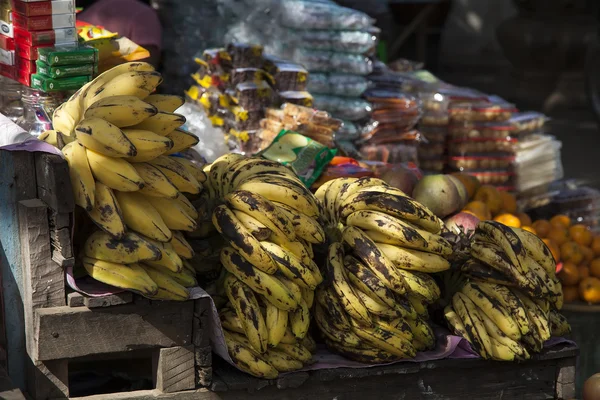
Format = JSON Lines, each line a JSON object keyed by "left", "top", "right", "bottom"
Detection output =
{"left": 579, "top": 265, "right": 591, "bottom": 279}
{"left": 498, "top": 191, "right": 517, "bottom": 214}
{"left": 547, "top": 226, "right": 569, "bottom": 246}
{"left": 493, "top": 213, "right": 521, "bottom": 228}
{"left": 591, "top": 236, "right": 600, "bottom": 256}
{"left": 558, "top": 261, "right": 580, "bottom": 285}
{"left": 581, "top": 246, "right": 595, "bottom": 264}
{"left": 560, "top": 241, "right": 583, "bottom": 265}
{"left": 532, "top": 220, "right": 551, "bottom": 238}
{"left": 590, "top": 258, "right": 600, "bottom": 279}
{"left": 563, "top": 285, "right": 580, "bottom": 302}
{"left": 522, "top": 225, "right": 537, "bottom": 235}
{"left": 463, "top": 201, "right": 492, "bottom": 221}
{"left": 474, "top": 185, "right": 503, "bottom": 215}
{"left": 451, "top": 173, "right": 480, "bottom": 200}
{"left": 579, "top": 277, "right": 600, "bottom": 304}
{"left": 550, "top": 214, "right": 571, "bottom": 229}
{"left": 542, "top": 238, "right": 561, "bottom": 262}
{"left": 516, "top": 212, "right": 532, "bottom": 227}
{"left": 569, "top": 224, "right": 593, "bottom": 247}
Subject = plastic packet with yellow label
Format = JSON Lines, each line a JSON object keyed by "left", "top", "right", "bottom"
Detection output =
{"left": 258, "top": 129, "right": 336, "bottom": 187}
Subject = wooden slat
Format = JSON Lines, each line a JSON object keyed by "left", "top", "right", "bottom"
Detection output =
{"left": 34, "top": 301, "right": 194, "bottom": 361}
{"left": 69, "top": 388, "right": 220, "bottom": 400}
{"left": 0, "top": 150, "right": 37, "bottom": 389}
{"left": 155, "top": 346, "right": 195, "bottom": 393}
{"left": 34, "top": 152, "right": 74, "bottom": 214}
{"left": 26, "top": 359, "right": 68, "bottom": 400}
{"left": 48, "top": 210, "right": 74, "bottom": 268}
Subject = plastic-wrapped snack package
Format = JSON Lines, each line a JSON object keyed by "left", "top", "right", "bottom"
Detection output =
{"left": 420, "top": 111, "right": 449, "bottom": 126}
{"left": 259, "top": 129, "right": 337, "bottom": 186}
{"left": 260, "top": 118, "right": 284, "bottom": 134}
{"left": 418, "top": 142, "right": 445, "bottom": 160}
{"left": 448, "top": 121, "right": 518, "bottom": 140}
{"left": 222, "top": 106, "right": 264, "bottom": 131}
{"left": 449, "top": 102, "right": 518, "bottom": 122}
{"left": 419, "top": 91, "right": 450, "bottom": 113}
{"left": 290, "top": 29, "right": 379, "bottom": 54}
{"left": 177, "top": 101, "right": 229, "bottom": 163}
{"left": 359, "top": 142, "right": 419, "bottom": 164}
{"left": 388, "top": 58, "right": 424, "bottom": 73}
{"left": 279, "top": 0, "right": 374, "bottom": 30}
{"left": 226, "top": 128, "right": 263, "bottom": 155}
{"left": 335, "top": 120, "right": 361, "bottom": 141}
{"left": 262, "top": 60, "right": 308, "bottom": 91}
{"left": 202, "top": 48, "right": 232, "bottom": 75}
{"left": 293, "top": 48, "right": 373, "bottom": 76}
{"left": 362, "top": 128, "right": 421, "bottom": 145}
{"left": 282, "top": 102, "right": 343, "bottom": 131}
{"left": 313, "top": 94, "right": 372, "bottom": 121}
{"left": 278, "top": 91, "right": 314, "bottom": 107}
{"left": 198, "top": 89, "right": 232, "bottom": 117}
{"left": 230, "top": 68, "right": 269, "bottom": 88}
{"left": 510, "top": 111, "right": 549, "bottom": 135}
{"left": 364, "top": 89, "right": 420, "bottom": 111}
{"left": 233, "top": 81, "right": 274, "bottom": 111}
{"left": 448, "top": 156, "right": 516, "bottom": 172}
{"left": 227, "top": 43, "right": 264, "bottom": 68}
{"left": 419, "top": 159, "right": 445, "bottom": 172}
{"left": 307, "top": 73, "right": 369, "bottom": 97}
{"left": 265, "top": 107, "right": 284, "bottom": 122}
{"left": 448, "top": 138, "right": 517, "bottom": 156}
{"left": 419, "top": 125, "right": 448, "bottom": 144}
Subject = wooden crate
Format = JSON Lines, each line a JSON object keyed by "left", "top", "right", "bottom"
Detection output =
{"left": 0, "top": 149, "right": 212, "bottom": 399}
{"left": 208, "top": 344, "right": 578, "bottom": 400}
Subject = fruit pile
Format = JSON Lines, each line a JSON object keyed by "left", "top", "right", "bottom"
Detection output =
{"left": 202, "top": 155, "right": 325, "bottom": 378}
{"left": 444, "top": 221, "right": 570, "bottom": 361}
{"left": 313, "top": 177, "right": 452, "bottom": 362}
{"left": 42, "top": 62, "right": 204, "bottom": 301}
{"left": 529, "top": 215, "right": 600, "bottom": 305}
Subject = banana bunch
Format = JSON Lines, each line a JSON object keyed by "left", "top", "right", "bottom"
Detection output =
{"left": 42, "top": 62, "right": 207, "bottom": 300}
{"left": 195, "top": 155, "right": 326, "bottom": 378}
{"left": 311, "top": 177, "right": 451, "bottom": 362}
{"left": 443, "top": 221, "right": 571, "bottom": 361}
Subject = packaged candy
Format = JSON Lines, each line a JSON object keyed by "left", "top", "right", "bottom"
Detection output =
{"left": 313, "top": 94, "right": 371, "bottom": 121}
{"left": 290, "top": 28, "right": 378, "bottom": 54}
{"left": 279, "top": 0, "right": 374, "bottom": 30}
{"left": 259, "top": 129, "right": 337, "bottom": 187}
{"left": 0, "top": 34, "right": 14, "bottom": 51}
{"left": 36, "top": 61, "right": 97, "bottom": 78}
{"left": 202, "top": 48, "right": 232, "bottom": 75}
{"left": 37, "top": 44, "right": 98, "bottom": 66}
{"left": 293, "top": 48, "right": 373, "bottom": 76}
{"left": 448, "top": 138, "right": 517, "bottom": 156}
{"left": 449, "top": 102, "right": 517, "bottom": 122}
{"left": 448, "top": 121, "right": 517, "bottom": 140}
{"left": 510, "top": 111, "right": 549, "bottom": 135}
{"left": 282, "top": 103, "right": 343, "bottom": 131}
{"left": 227, "top": 43, "right": 263, "bottom": 68}
{"left": 335, "top": 120, "right": 361, "bottom": 141}
{"left": 278, "top": 91, "right": 313, "bottom": 107}
{"left": 12, "top": 0, "right": 75, "bottom": 17}
{"left": 419, "top": 91, "right": 450, "bottom": 112}
{"left": 233, "top": 81, "right": 274, "bottom": 111}
{"left": 419, "top": 159, "right": 445, "bottom": 172}
{"left": 466, "top": 171, "right": 515, "bottom": 186}
{"left": 448, "top": 155, "right": 515, "bottom": 171}
{"left": 419, "top": 111, "right": 448, "bottom": 126}
{"left": 263, "top": 60, "right": 308, "bottom": 92}
{"left": 307, "top": 73, "right": 369, "bottom": 97}
{"left": 230, "top": 68, "right": 268, "bottom": 87}
{"left": 14, "top": 26, "right": 77, "bottom": 46}
{"left": 31, "top": 73, "right": 91, "bottom": 92}
{"left": 13, "top": 12, "right": 76, "bottom": 31}
{"left": 362, "top": 127, "right": 421, "bottom": 145}
{"left": 418, "top": 142, "right": 445, "bottom": 159}
{"left": 222, "top": 107, "right": 263, "bottom": 131}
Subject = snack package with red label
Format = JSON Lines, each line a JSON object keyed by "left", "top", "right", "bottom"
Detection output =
{"left": 12, "top": 0, "right": 75, "bottom": 17}
{"left": 16, "top": 41, "right": 52, "bottom": 61}
{"left": 359, "top": 142, "right": 419, "bottom": 165}
{"left": 16, "top": 56, "right": 36, "bottom": 74}
{"left": 13, "top": 12, "right": 76, "bottom": 31}
{"left": 0, "top": 34, "right": 14, "bottom": 51}
{"left": 449, "top": 101, "right": 518, "bottom": 122}
{"left": 448, "top": 137, "right": 518, "bottom": 156}
{"left": 14, "top": 26, "right": 77, "bottom": 46}
{"left": 0, "top": 63, "right": 16, "bottom": 79}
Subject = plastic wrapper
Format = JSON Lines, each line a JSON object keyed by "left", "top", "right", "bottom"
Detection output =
{"left": 290, "top": 29, "right": 378, "bottom": 54}
{"left": 311, "top": 159, "right": 375, "bottom": 189}
{"left": 230, "top": 68, "right": 268, "bottom": 87}
{"left": 510, "top": 111, "right": 549, "bottom": 135}
{"left": 361, "top": 126, "right": 421, "bottom": 144}
{"left": 278, "top": 90, "right": 313, "bottom": 107}
{"left": 226, "top": 129, "right": 262, "bottom": 155}
{"left": 227, "top": 43, "right": 263, "bottom": 68}
{"left": 222, "top": 107, "right": 263, "bottom": 131}
{"left": 514, "top": 134, "right": 563, "bottom": 192}
{"left": 419, "top": 125, "right": 447, "bottom": 143}
{"left": 177, "top": 100, "right": 229, "bottom": 162}
{"left": 448, "top": 121, "right": 518, "bottom": 140}
{"left": 448, "top": 156, "right": 515, "bottom": 172}
{"left": 419, "top": 91, "right": 450, "bottom": 112}
{"left": 313, "top": 94, "right": 372, "bottom": 121}
{"left": 259, "top": 129, "right": 336, "bottom": 186}
{"left": 293, "top": 48, "right": 373, "bottom": 76}
{"left": 449, "top": 102, "right": 517, "bottom": 122}
{"left": 418, "top": 142, "right": 445, "bottom": 159}
{"left": 202, "top": 48, "right": 233, "bottom": 75}
{"left": 282, "top": 103, "right": 342, "bottom": 130}
{"left": 464, "top": 171, "right": 516, "bottom": 186}
{"left": 335, "top": 120, "right": 360, "bottom": 141}
{"left": 420, "top": 111, "right": 449, "bottom": 126}
{"left": 233, "top": 81, "right": 274, "bottom": 111}
{"left": 448, "top": 138, "right": 517, "bottom": 156}
{"left": 388, "top": 58, "right": 424, "bottom": 73}
{"left": 359, "top": 142, "right": 418, "bottom": 164}
{"left": 263, "top": 60, "right": 308, "bottom": 92}
{"left": 279, "top": 0, "right": 374, "bottom": 30}
{"left": 307, "top": 73, "right": 369, "bottom": 97}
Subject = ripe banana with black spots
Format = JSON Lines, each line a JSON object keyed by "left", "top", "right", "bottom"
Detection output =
{"left": 86, "top": 148, "right": 144, "bottom": 192}
{"left": 343, "top": 255, "right": 398, "bottom": 310}
{"left": 85, "top": 71, "right": 163, "bottom": 108}
{"left": 164, "top": 129, "right": 200, "bottom": 155}
{"left": 260, "top": 241, "right": 318, "bottom": 290}
{"left": 143, "top": 262, "right": 196, "bottom": 288}
{"left": 452, "top": 292, "right": 491, "bottom": 358}
{"left": 123, "top": 129, "right": 174, "bottom": 162}
{"left": 325, "top": 340, "right": 400, "bottom": 364}
{"left": 62, "top": 141, "right": 95, "bottom": 211}
{"left": 130, "top": 112, "right": 186, "bottom": 136}
{"left": 223, "top": 330, "right": 278, "bottom": 379}
{"left": 143, "top": 238, "right": 183, "bottom": 273}
{"left": 171, "top": 231, "right": 195, "bottom": 259}
{"left": 53, "top": 102, "right": 77, "bottom": 136}
{"left": 314, "top": 303, "right": 361, "bottom": 347}
{"left": 169, "top": 157, "right": 207, "bottom": 184}
{"left": 376, "top": 243, "right": 451, "bottom": 273}
{"left": 84, "top": 95, "right": 158, "bottom": 127}
{"left": 289, "top": 298, "right": 310, "bottom": 339}
{"left": 82, "top": 257, "right": 158, "bottom": 297}
{"left": 476, "top": 221, "right": 528, "bottom": 276}
{"left": 233, "top": 210, "right": 272, "bottom": 240}
{"left": 275, "top": 342, "right": 313, "bottom": 363}
{"left": 145, "top": 196, "right": 197, "bottom": 231}
{"left": 315, "top": 287, "right": 352, "bottom": 331}
{"left": 114, "top": 191, "right": 172, "bottom": 242}
{"left": 84, "top": 230, "right": 161, "bottom": 263}
{"left": 133, "top": 163, "right": 179, "bottom": 199}
{"left": 350, "top": 319, "right": 416, "bottom": 359}
{"left": 149, "top": 156, "right": 201, "bottom": 194}
{"left": 512, "top": 227, "right": 557, "bottom": 276}
{"left": 220, "top": 308, "right": 244, "bottom": 334}
{"left": 265, "top": 300, "right": 288, "bottom": 348}
{"left": 87, "top": 181, "right": 126, "bottom": 238}
{"left": 549, "top": 310, "right": 571, "bottom": 337}
{"left": 75, "top": 117, "right": 137, "bottom": 157}
{"left": 274, "top": 202, "right": 326, "bottom": 244}
{"left": 144, "top": 94, "right": 185, "bottom": 113}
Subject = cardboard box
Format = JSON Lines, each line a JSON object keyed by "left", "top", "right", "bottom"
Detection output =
{"left": 12, "top": 0, "right": 75, "bottom": 17}
{"left": 0, "top": 62, "right": 16, "bottom": 79}
{"left": 0, "top": 19, "right": 13, "bottom": 37}
{"left": 14, "top": 25, "right": 77, "bottom": 46}
{"left": 0, "top": 34, "right": 14, "bottom": 50}
{"left": 16, "top": 66, "right": 30, "bottom": 86}
{"left": 36, "top": 60, "right": 96, "bottom": 78}
{"left": 38, "top": 44, "right": 97, "bottom": 66}
{"left": 15, "top": 40, "right": 52, "bottom": 60}
{"left": 16, "top": 55, "right": 35, "bottom": 73}
{"left": 13, "top": 12, "right": 75, "bottom": 31}
{"left": 0, "top": 47, "right": 14, "bottom": 65}
{"left": 31, "top": 73, "right": 91, "bottom": 91}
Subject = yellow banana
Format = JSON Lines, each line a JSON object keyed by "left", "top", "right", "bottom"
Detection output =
{"left": 171, "top": 231, "right": 195, "bottom": 259}
{"left": 169, "top": 156, "right": 207, "bottom": 184}
{"left": 289, "top": 298, "right": 310, "bottom": 339}
{"left": 62, "top": 141, "right": 95, "bottom": 211}
{"left": 314, "top": 303, "right": 361, "bottom": 347}
{"left": 130, "top": 112, "right": 186, "bottom": 136}
{"left": 123, "top": 129, "right": 174, "bottom": 162}
{"left": 265, "top": 300, "right": 288, "bottom": 348}
{"left": 86, "top": 148, "right": 144, "bottom": 191}
{"left": 376, "top": 243, "right": 451, "bottom": 273}
{"left": 84, "top": 95, "right": 158, "bottom": 127}
{"left": 143, "top": 238, "right": 183, "bottom": 273}
{"left": 85, "top": 71, "right": 163, "bottom": 108}
{"left": 274, "top": 201, "right": 326, "bottom": 244}
{"left": 149, "top": 156, "right": 201, "bottom": 194}
{"left": 133, "top": 162, "right": 179, "bottom": 199}
{"left": 84, "top": 230, "right": 161, "bottom": 263}
{"left": 145, "top": 196, "right": 197, "bottom": 232}
{"left": 75, "top": 117, "right": 137, "bottom": 157}
{"left": 87, "top": 181, "right": 126, "bottom": 238}
{"left": 82, "top": 257, "right": 158, "bottom": 297}
{"left": 260, "top": 241, "right": 317, "bottom": 290}
{"left": 233, "top": 210, "right": 272, "bottom": 241}
{"left": 144, "top": 93, "right": 185, "bottom": 113}
{"left": 114, "top": 191, "right": 172, "bottom": 242}
{"left": 223, "top": 331, "right": 278, "bottom": 379}
{"left": 164, "top": 129, "right": 200, "bottom": 155}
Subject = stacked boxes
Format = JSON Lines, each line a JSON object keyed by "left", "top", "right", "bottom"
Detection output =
{"left": 0, "top": 0, "right": 15, "bottom": 79}
{"left": 11, "top": 0, "right": 95, "bottom": 91}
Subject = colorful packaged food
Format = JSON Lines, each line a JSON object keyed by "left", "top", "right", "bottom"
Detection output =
{"left": 420, "top": 111, "right": 449, "bottom": 126}
{"left": 35, "top": 60, "right": 97, "bottom": 78}
{"left": 448, "top": 121, "right": 518, "bottom": 140}
{"left": 233, "top": 81, "right": 274, "bottom": 111}
{"left": 16, "top": 67, "right": 31, "bottom": 85}
{"left": 307, "top": 73, "right": 369, "bottom": 97}
{"left": 293, "top": 48, "right": 373, "bottom": 76}
{"left": 0, "top": 34, "right": 14, "bottom": 50}
{"left": 448, "top": 155, "right": 515, "bottom": 171}
{"left": 510, "top": 111, "right": 549, "bottom": 134}
{"left": 31, "top": 73, "right": 91, "bottom": 92}
{"left": 16, "top": 42, "right": 52, "bottom": 60}
{"left": 14, "top": 26, "right": 77, "bottom": 46}
{"left": 227, "top": 43, "right": 263, "bottom": 68}
{"left": 282, "top": 103, "right": 343, "bottom": 131}
{"left": 12, "top": 0, "right": 75, "bottom": 17}
{"left": 419, "top": 91, "right": 449, "bottom": 112}
{"left": 449, "top": 102, "right": 517, "bottom": 122}
{"left": 466, "top": 171, "right": 515, "bottom": 186}
{"left": 363, "top": 128, "right": 421, "bottom": 145}
{"left": 419, "top": 159, "right": 445, "bottom": 172}
{"left": 259, "top": 129, "right": 337, "bottom": 187}
{"left": 0, "top": 63, "right": 16, "bottom": 79}
{"left": 448, "top": 138, "right": 517, "bottom": 156}
{"left": 37, "top": 44, "right": 97, "bottom": 66}
{"left": 13, "top": 12, "right": 76, "bottom": 31}
{"left": 0, "top": 47, "right": 14, "bottom": 65}
{"left": 278, "top": 91, "right": 313, "bottom": 107}
{"left": 260, "top": 117, "right": 284, "bottom": 134}
{"left": 418, "top": 142, "right": 445, "bottom": 159}
{"left": 267, "top": 62, "right": 308, "bottom": 92}
{"left": 0, "top": 18, "right": 13, "bottom": 39}
{"left": 265, "top": 107, "right": 284, "bottom": 122}
{"left": 201, "top": 48, "right": 232, "bottom": 75}
{"left": 230, "top": 68, "right": 268, "bottom": 88}
{"left": 16, "top": 56, "right": 36, "bottom": 74}
{"left": 336, "top": 120, "right": 361, "bottom": 141}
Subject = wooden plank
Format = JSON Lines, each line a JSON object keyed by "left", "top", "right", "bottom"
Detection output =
{"left": 18, "top": 199, "right": 66, "bottom": 360}
{"left": 193, "top": 298, "right": 210, "bottom": 348}
{"left": 155, "top": 346, "right": 195, "bottom": 393}
{"left": 34, "top": 301, "right": 194, "bottom": 361}
{"left": 69, "top": 388, "right": 220, "bottom": 400}
{"left": 67, "top": 292, "right": 85, "bottom": 307}
{"left": 48, "top": 210, "right": 74, "bottom": 267}
{"left": 26, "top": 359, "right": 69, "bottom": 400}
{"left": 83, "top": 292, "right": 133, "bottom": 308}
{"left": 0, "top": 150, "right": 37, "bottom": 389}
{"left": 197, "top": 367, "right": 213, "bottom": 388}
{"left": 34, "top": 152, "right": 74, "bottom": 214}
{"left": 555, "top": 357, "right": 577, "bottom": 400}
{"left": 194, "top": 346, "right": 212, "bottom": 368}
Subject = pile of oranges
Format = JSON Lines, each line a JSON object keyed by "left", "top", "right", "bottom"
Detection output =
{"left": 531, "top": 215, "right": 600, "bottom": 305}
{"left": 461, "top": 184, "right": 531, "bottom": 230}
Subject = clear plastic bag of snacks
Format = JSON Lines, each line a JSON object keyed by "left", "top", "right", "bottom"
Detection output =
{"left": 313, "top": 95, "right": 372, "bottom": 121}
{"left": 290, "top": 29, "right": 379, "bottom": 54}
{"left": 420, "top": 111, "right": 449, "bottom": 126}
{"left": 418, "top": 142, "right": 445, "bottom": 159}
{"left": 449, "top": 102, "right": 518, "bottom": 122}
{"left": 419, "top": 158, "right": 445, "bottom": 172}
{"left": 465, "top": 171, "right": 516, "bottom": 186}
{"left": 419, "top": 125, "right": 448, "bottom": 143}
{"left": 448, "top": 121, "right": 517, "bottom": 140}
{"left": 279, "top": 0, "right": 375, "bottom": 30}
{"left": 359, "top": 142, "right": 418, "bottom": 164}
{"left": 448, "top": 138, "right": 518, "bottom": 156}
{"left": 448, "top": 155, "right": 515, "bottom": 171}
{"left": 293, "top": 48, "right": 373, "bottom": 75}
{"left": 360, "top": 125, "right": 421, "bottom": 144}
{"left": 307, "top": 73, "right": 369, "bottom": 97}
{"left": 419, "top": 91, "right": 450, "bottom": 112}
{"left": 510, "top": 111, "right": 549, "bottom": 135}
